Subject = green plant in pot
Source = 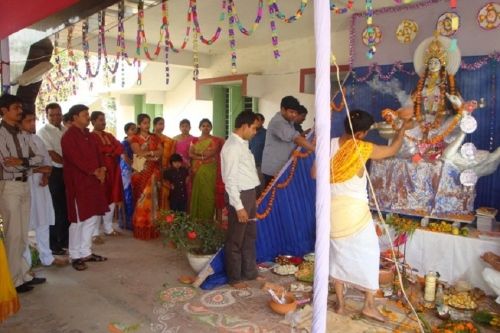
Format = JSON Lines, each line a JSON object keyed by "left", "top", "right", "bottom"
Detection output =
{"left": 155, "top": 210, "right": 227, "bottom": 273}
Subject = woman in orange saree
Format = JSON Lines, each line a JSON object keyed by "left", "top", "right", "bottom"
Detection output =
{"left": 0, "top": 218, "right": 19, "bottom": 323}
{"left": 130, "top": 114, "right": 163, "bottom": 240}
{"left": 153, "top": 117, "right": 176, "bottom": 211}
{"left": 189, "top": 119, "right": 221, "bottom": 221}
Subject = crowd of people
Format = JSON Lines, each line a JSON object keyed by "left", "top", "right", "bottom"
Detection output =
{"left": 0, "top": 92, "right": 313, "bottom": 304}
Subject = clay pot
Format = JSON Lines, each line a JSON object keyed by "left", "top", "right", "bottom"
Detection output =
{"left": 268, "top": 294, "right": 297, "bottom": 315}
{"left": 379, "top": 268, "right": 394, "bottom": 286}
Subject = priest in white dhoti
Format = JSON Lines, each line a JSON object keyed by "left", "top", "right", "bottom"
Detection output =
{"left": 329, "top": 110, "right": 413, "bottom": 322}
{"left": 20, "top": 112, "right": 66, "bottom": 267}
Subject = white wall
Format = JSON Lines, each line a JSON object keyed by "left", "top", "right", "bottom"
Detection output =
{"left": 163, "top": 73, "right": 213, "bottom": 137}
{"left": 160, "top": 31, "right": 349, "bottom": 132}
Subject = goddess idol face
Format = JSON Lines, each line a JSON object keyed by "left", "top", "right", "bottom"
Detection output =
{"left": 427, "top": 57, "right": 442, "bottom": 73}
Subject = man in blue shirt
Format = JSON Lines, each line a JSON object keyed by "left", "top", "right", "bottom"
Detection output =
{"left": 249, "top": 113, "right": 266, "bottom": 192}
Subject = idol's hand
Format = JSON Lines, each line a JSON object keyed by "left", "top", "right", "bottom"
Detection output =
{"left": 397, "top": 106, "right": 414, "bottom": 121}
{"left": 446, "top": 93, "right": 463, "bottom": 109}
{"left": 401, "top": 119, "right": 415, "bottom": 131}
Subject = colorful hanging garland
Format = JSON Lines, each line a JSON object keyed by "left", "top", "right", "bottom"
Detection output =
{"left": 268, "top": 0, "right": 280, "bottom": 60}
{"left": 167, "top": 3, "right": 193, "bottom": 53}
{"left": 82, "top": 14, "right": 102, "bottom": 78}
{"left": 269, "top": 0, "right": 308, "bottom": 23}
{"left": 99, "top": 9, "right": 119, "bottom": 74}
{"left": 136, "top": 0, "right": 166, "bottom": 61}
{"left": 231, "top": 0, "right": 264, "bottom": 36}
{"left": 364, "top": 0, "right": 376, "bottom": 60}
{"left": 228, "top": 1, "right": 238, "bottom": 72}
{"left": 330, "top": 0, "right": 354, "bottom": 14}
{"left": 163, "top": 0, "right": 170, "bottom": 84}
{"left": 191, "top": 0, "right": 226, "bottom": 45}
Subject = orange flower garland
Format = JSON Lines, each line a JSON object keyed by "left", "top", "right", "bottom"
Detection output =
{"left": 256, "top": 149, "right": 313, "bottom": 219}
{"left": 386, "top": 72, "right": 461, "bottom": 146}
{"left": 330, "top": 88, "right": 346, "bottom": 112}
{"left": 413, "top": 70, "right": 457, "bottom": 134}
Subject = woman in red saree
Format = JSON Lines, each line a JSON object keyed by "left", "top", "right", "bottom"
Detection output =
{"left": 153, "top": 117, "right": 176, "bottom": 211}
{"left": 130, "top": 114, "right": 163, "bottom": 240}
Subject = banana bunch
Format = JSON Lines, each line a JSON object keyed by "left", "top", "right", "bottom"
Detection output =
{"left": 444, "top": 292, "right": 477, "bottom": 310}
{"left": 473, "top": 310, "right": 500, "bottom": 328}
{"left": 428, "top": 221, "right": 453, "bottom": 233}
{"left": 490, "top": 314, "right": 500, "bottom": 328}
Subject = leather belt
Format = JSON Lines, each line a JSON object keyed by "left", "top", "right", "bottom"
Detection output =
{"left": 13, "top": 176, "right": 28, "bottom": 182}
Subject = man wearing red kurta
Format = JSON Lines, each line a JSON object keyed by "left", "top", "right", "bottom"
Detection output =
{"left": 90, "top": 111, "right": 123, "bottom": 238}
{"left": 61, "top": 105, "right": 109, "bottom": 271}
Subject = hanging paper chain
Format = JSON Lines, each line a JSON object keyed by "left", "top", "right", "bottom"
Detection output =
{"left": 365, "top": 0, "right": 376, "bottom": 60}
{"left": 163, "top": 0, "right": 170, "bottom": 85}
{"left": 269, "top": 0, "right": 308, "bottom": 23}
{"left": 167, "top": 2, "right": 193, "bottom": 53}
{"left": 191, "top": 0, "right": 226, "bottom": 45}
{"left": 136, "top": 0, "right": 167, "bottom": 61}
{"left": 330, "top": 0, "right": 354, "bottom": 14}
{"left": 268, "top": 0, "right": 280, "bottom": 60}
{"left": 192, "top": 28, "right": 200, "bottom": 80}
{"left": 230, "top": 0, "right": 263, "bottom": 36}
{"left": 100, "top": 9, "right": 119, "bottom": 74}
{"left": 82, "top": 13, "right": 103, "bottom": 78}
{"left": 228, "top": 1, "right": 238, "bottom": 72}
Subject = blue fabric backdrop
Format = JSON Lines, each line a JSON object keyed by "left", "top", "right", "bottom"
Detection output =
{"left": 201, "top": 55, "right": 500, "bottom": 290}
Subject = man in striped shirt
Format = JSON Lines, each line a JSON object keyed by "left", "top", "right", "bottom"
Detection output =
{"left": 0, "top": 94, "right": 44, "bottom": 293}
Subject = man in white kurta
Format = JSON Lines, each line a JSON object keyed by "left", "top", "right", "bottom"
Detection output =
{"left": 20, "top": 112, "right": 66, "bottom": 267}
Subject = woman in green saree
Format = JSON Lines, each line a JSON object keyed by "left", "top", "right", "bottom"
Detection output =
{"left": 189, "top": 119, "right": 221, "bottom": 220}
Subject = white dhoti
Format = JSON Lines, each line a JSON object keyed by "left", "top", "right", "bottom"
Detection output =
{"left": 69, "top": 204, "right": 98, "bottom": 260}
{"left": 330, "top": 221, "right": 380, "bottom": 292}
{"left": 29, "top": 173, "right": 55, "bottom": 266}
{"left": 93, "top": 202, "right": 115, "bottom": 236}
{"left": 482, "top": 267, "right": 500, "bottom": 304}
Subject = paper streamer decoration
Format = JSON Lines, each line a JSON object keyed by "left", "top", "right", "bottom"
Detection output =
{"left": 437, "top": 12, "right": 460, "bottom": 36}
{"left": 362, "top": 25, "right": 382, "bottom": 46}
{"left": 477, "top": 2, "right": 500, "bottom": 30}
{"left": 396, "top": 19, "right": 418, "bottom": 44}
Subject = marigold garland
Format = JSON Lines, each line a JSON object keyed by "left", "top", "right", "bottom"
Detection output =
{"left": 256, "top": 148, "right": 313, "bottom": 219}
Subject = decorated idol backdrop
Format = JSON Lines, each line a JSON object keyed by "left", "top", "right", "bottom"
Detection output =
{"left": 331, "top": 0, "right": 500, "bottom": 217}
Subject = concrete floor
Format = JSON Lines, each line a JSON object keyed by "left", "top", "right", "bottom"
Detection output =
{"left": 1, "top": 229, "right": 192, "bottom": 333}
{"left": 2, "top": 228, "right": 498, "bottom": 333}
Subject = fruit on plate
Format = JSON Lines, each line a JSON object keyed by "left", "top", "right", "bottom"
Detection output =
{"left": 273, "top": 264, "right": 298, "bottom": 275}
{"left": 461, "top": 227, "right": 469, "bottom": 236}
{"left": 295, "top": 261, "right": 314, "bottom": 282}
{"left": 428, "top": 221, "right": 453, "bottom": 233}
{"left": 473, "top": 310, "right": 500, "bottom": 329}
{"left": 444, "top": 292, "right": 477, "bottom": 310}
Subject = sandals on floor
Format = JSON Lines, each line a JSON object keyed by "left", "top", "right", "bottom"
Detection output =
{"left": 83, "top": 253, "right": 108, "bottom": 262}
{"left": 71, "top": 259, "right": 88, "bottom": 271}
{"left": 104, "top": 230, "right": 121, "bottom": 236}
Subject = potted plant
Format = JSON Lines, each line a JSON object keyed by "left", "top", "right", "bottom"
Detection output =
{"left": 155, "top": 210, "right": 226, "bottom": 273}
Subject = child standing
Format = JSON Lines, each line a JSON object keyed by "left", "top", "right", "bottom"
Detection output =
{"left": 163, "top": 154, "right": 189, "bottom": 212}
